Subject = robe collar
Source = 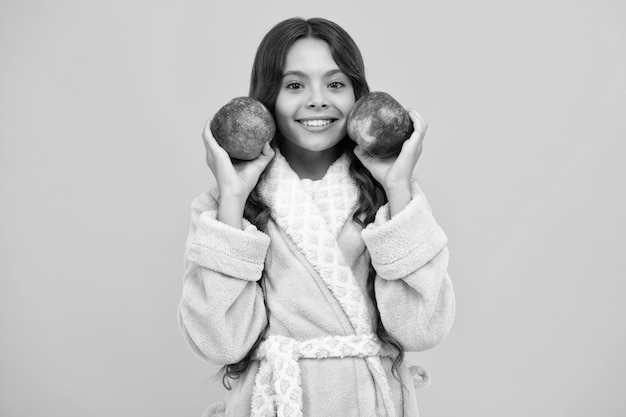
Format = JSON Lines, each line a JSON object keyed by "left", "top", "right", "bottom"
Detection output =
{"left": 261, "top": 150, "right": 359, "bottom": 237}
{"left": 257, "top": 151, "right": 399, "bottom": 416}
{"left": 258, "top": 150, "right": 371, "bottom": 334}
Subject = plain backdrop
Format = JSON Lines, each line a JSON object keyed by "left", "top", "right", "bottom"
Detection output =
{"left": 1, "top": 0, "right": 625, "bottom": 416}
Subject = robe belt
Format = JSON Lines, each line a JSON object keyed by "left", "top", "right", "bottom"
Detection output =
{"left": 249, "top": 334, "right": 400, "bottom": 417}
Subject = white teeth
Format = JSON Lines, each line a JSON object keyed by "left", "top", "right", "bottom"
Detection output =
{"left": 300, "top": 119, "right": 333, "bottom": 127}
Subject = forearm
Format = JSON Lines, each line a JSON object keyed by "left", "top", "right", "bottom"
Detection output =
{"left": 180, "top": 190, "right": 271, "bottom": 363}
{"left": 217, "top": 194, "right": 247, "bottom": 229}
{"left": 384, "top": 183, "right": 412, "bottom": 218}
{"left": 375, "top": 251, "right": 455, "bottom": 351}
{"left": 362, "top": 181, "right": 455, "bottom": 349}
{"left": 179, "top": 265, "right": 268, "bottom": 364}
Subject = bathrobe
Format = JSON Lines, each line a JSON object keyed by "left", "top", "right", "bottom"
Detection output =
{"left": 178, "top": 151, "right": 455, "bottom": 417}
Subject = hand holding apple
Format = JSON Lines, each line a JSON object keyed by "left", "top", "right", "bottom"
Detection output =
{"left": 354, "top": 108, "right": 427, "bottom": 216}
{"left": 354, "top": 108, "right": 426, "bottom": 185}
{"left": 202, "top": 120, "right": 275, "bottom": 229}
{"left": 347, "top": 91, "right": 414, "bottom": 158}
{"left": 209, "top": 96, "right": 275, "bottom": 160}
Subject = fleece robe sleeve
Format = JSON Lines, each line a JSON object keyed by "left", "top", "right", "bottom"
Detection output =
{"left": 177, "top": 189, "right": 270, "bottom": 365}
{"left": 361, "top": 181, "right": 455, "bottom": 352}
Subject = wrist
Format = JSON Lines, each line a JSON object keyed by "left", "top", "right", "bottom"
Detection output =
{"left": 383, "top": 180, "right": 411, "bottom": 197}
{"left": 217, "top": 194, "right": 247, "bottom": 229}
{"left": 385, "top": 185, "right": 411, "bottom": 218}
{"left": 219, "top": 192, "right": 248, "bottom": 207}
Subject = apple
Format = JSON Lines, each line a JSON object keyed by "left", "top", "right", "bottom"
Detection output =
{"left": 347, "top": 91, "right": 414, "bottom": 158}
{"left": 210, "top": 97, "right": 276, "bottom": 160}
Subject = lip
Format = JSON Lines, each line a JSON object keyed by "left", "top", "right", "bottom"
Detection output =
{"left": 295, "top": 116, "right": 339, "bottom": 130}
{"left": 296, "top": 115, "right": 338, "bottom": 120}
{"left": 296, "top": 119, "right": 337, "bottom": 131}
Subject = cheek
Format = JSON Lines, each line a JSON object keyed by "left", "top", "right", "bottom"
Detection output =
{"left": 275, "top": 93, "right": 296, "bottom": 116}
{"left": 273, "top": 103, "right": 293, "bottom": 137}
{"left": 341, "top": 92, "right": 356, "bottom": 113}
{"left": 273, "top": 97, "right": 289, "bottom": 124}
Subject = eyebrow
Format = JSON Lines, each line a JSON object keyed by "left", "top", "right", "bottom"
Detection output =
{"left": 282, "top": 69, "right": 345, "bottom": 78}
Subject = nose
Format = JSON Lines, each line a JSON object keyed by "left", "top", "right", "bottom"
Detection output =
{"left": 306, "top": 87, "right": 328, "bottom": 109}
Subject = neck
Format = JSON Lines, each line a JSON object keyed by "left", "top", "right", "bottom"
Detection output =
{"left": 279, "top": 141, "right": 344, "bottom": 180}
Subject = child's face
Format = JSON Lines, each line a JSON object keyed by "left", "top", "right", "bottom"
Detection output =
{"left": 275, "top": 38, "right": 356, "bottom": 154}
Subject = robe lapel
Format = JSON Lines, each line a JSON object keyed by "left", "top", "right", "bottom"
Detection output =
{"left": 258, "top": 151, "right": 399, "bottom": 416}
{"left": 258, "top": 151, "right": 370, "bottom": 334}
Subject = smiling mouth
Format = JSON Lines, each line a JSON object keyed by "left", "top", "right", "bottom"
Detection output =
{"left": 297, "top": 119, "right": 337, "bottom": 127}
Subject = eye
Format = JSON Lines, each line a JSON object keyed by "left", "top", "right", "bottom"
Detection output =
{"left": 286, "top": 81, "right": 304, "bottom": 90}
{"left": 328, "top": 81, "right": 345, "bottom": 89}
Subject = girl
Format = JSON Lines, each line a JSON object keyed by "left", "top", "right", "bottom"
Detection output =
{"left": 178, "top": 17, "right": 455, "bottom": 417}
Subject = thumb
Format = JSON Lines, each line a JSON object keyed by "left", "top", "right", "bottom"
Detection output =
{"left": 248, "top": 141, "right": 275, "bottom": 171}
{"left": 354, "top": 145, "right": 376, "bottom": 169}
{"left": 354, "top": 145, "right": 370, "bottom": 162}
{"left": 258, "top": 142, "right": 275, "bottom": 164}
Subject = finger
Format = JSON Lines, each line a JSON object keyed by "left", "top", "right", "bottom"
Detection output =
{"left": 408, "top": 137, "right": 423, "bottom": 160}
{"left": 395, "top": 138, "right": 420, "bottom": 166}
{"left": 259, "top": 142, "right": 275, "bottom": 159}
{"left": 201, "top": 129, "right": 216, "bottom": 167}
{"left": 202, "top": 121, "right": 218, "bottom": 148}
{"left": 203, "top": 142, "right": 213, "bottom": 167}
{"left": 202, "top": 121, "right": 233, "bottom": 166}
{"left": 408, "top": 110, "right": 428, "bottom": 136}
{"left": 201, "top": 131, "right": 219, "bottom": 170}
{"left": 201, "top": 119, "right": 213, "bottom": 143}
{"left": 397, "top": 124, "right": 426, "bottom": 164}
{"left": 202, "top": 120, "right": 228, "bottom": 155}
{"left": 353, "top": 145, "right": 371, "bottom": 163}
{"left": 252, "top": 142, "right": 276, "bottom": 169}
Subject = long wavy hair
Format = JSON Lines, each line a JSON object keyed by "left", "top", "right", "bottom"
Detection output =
{"left": 220, "top": 17, "right": 405, "bottom": 389}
